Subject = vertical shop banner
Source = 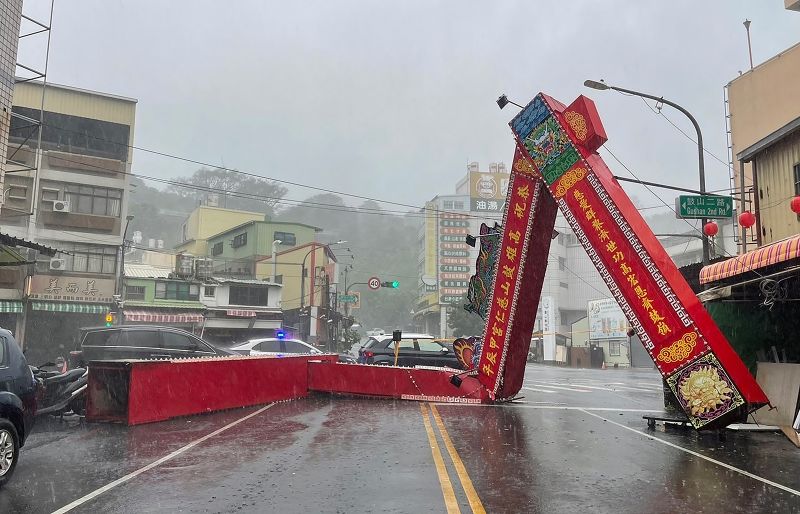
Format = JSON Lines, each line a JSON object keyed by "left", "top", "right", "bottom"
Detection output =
{"left": 506, "top": 92, "right": 768, "bottom": 428}
{"left": 477, "top": 147, "right": 557, "bottom": 398}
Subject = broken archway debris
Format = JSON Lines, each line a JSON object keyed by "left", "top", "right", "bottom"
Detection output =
{"left": 475, "top": 92, "right": 768, "bottom": 429}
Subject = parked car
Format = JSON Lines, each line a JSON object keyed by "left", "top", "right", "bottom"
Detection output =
{"left": 230, "top": 338, "right": 323, "bottom": 356}
{"left": 69, "top": 326, "right": 236, "bottom": 368}
{"left": 357, "top": 333, "right": 463, "bottom": 369}
{"left": 0, "top": 328, "right": 37, "bottom": 487}
{"left": 230, "top": 338, "right": 356, "bottom": 363}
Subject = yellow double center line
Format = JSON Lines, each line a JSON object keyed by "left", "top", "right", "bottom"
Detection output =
{"left": 420, "top": 403, "right": 486, "bottom": 514}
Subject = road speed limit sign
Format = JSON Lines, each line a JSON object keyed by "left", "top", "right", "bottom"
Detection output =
{"left": 368, "top": 277, "right": 381, "bottom": 290}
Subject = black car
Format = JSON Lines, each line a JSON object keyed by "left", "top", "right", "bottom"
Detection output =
{"left": 69, "top": 325, "right": 236, "bottom": 368}
{"left": 0, "top": 327, "right": 37, "bottom": 487}
{"left": 357, "top": 334, "right": 463, "bottom": 369}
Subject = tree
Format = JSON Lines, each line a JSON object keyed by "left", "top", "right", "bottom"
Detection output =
{"left": 127, "top": 178, "right": 197, "bottom": 248}
{"left": 447, "top": 296, "right": 486, "bottom": 337}
{"left": 167, "top": 167, "right": 288, "bottom": 215}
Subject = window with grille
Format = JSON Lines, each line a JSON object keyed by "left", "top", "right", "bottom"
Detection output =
{"left": 211, "top": 242, "right": 223, "bottom": 256}
{"left": 794, "top": 163, "right": 800, "bottom": 196}
{"left": 126, "top": 286, "right": 146, "bottom": 301}
{"left": 231, "top": 233, "right": 247, "bottom": 248}
{"left": 794, "top": 163, "right": 800, "bottom": 221}
{"left": 38, "top": 244, "right": 117, "bottom": 275}
{"left": 39, "top": 181, "right": 122, "bottom": 216}
{"left": 229, "top": 286, "right": 269, "bottom": 306}
{"left": 155, "top": 281, "right": 200, "bottom": 301}
{"left": 274, "top": 231, "right": 296, "bottom": 246}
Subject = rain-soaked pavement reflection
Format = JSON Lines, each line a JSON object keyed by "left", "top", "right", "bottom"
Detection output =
{"left": 2, "top": 365, "right": 800, "bottom": 513}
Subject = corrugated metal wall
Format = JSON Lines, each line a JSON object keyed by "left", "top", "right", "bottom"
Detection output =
{"left": 755, "top": 130, "right": 800, "bottom": 244}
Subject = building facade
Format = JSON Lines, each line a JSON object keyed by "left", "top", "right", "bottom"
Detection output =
{"left": 413, "top": 161, "right": 611, "bottom": 351}
{"left": 414, "top": 162, "right": 508, "bottom": 337}
{"left": 122, "top": 263, "right": 205, "bottom": 332}
{"left": 198, "top": 277, "right": 282, "bottom": 345}
{"left": 205, "top": 220, "right": 320, "bottom": 279}
{"left": 1, "top": 81, "right": 136, "bottom": 363}
{"left": 256, "top": 243, "right": 339, "bottom": 347}
{"left": 727, "top": 40, "right": 800, "bottom": 251}
{"left": 175, "top": 204, "right": 265, "bottom": 256}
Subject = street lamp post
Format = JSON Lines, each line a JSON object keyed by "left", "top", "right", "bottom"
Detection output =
{"left": 116, "top": 215, "right": 135, "bottom": 296}
{"left": 300, "top": 240, "right": 347, "bottom": 309}
{"left": 115, "top": 215, "right": 135, "bottom": 324}
{"left": 584, "top": 79, "right": 710, "bottom": 267}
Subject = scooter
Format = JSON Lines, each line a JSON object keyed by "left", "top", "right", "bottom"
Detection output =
{"left": 31, "top": 362, "right": 88, "bottom": 417}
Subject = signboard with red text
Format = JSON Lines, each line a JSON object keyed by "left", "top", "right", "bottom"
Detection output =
{"left": 477, "top": 147, "right": 558, "bottom": 398}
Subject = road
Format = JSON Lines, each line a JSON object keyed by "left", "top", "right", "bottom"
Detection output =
{"left": 3, "top": 364, "right": 800, "bottom": 513}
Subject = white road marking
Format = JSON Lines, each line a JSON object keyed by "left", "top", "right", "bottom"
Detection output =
{"left": 527, "top": 382, "right": 592, "bottom": 393}
{"left": 636, "top": 383, "right": 664, "bottom": 389}
{"left": 537, "top": 382, "right": 618, "bottom": 392}
{"left": 433, "top": 403, "right": 657, "bottom": 413}
{"left": 578, "top": 409, "right": 800, "bottom": 498}
{"left": 521, "top": 386, "right": 556, "bottom": 394}
{"left": 51, "top": 403, "right": 276, "bottom": 514}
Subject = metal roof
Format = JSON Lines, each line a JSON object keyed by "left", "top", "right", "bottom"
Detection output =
{"left": 210, "top": 277, "right": 282, "bottom": 287}
{"left": 124, "top": 263, "right": 173, "bottom": 278}
{"left": 0, "top": 232, "right": 60, "bottom": 257}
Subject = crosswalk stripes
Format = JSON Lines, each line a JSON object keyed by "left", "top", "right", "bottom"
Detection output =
{"left": 522, "top": 380, "right": 663, "bottom": 394}
{"left": 526, "top": 382, "right": 592, "bottom": 393}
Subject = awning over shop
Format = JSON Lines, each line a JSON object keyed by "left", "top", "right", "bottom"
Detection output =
{"left": 0, "top": 300, "right": 23, "bottom": 313}
{"left": 31, "top": 301, "right": 109, "bottom": 313}
{"left": 0, "top": 233, "right": 60, "bottom": 257}
{"left": 124, "top": 310, "right": 204, "bottom": 324}
{"left": 700, "top": 234, "right": 800, "bottom": 284}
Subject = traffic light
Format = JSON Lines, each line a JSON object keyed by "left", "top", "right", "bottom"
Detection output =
{"left": 381, "top": 280, "right": 399, "bottom": 289}
{"left": 105, "top": 312, "right": 114, "bottom": 327}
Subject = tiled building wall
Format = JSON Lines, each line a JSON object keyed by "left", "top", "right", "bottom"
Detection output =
{"left": 0, "top": 0, "right": 25, "bottom": 210}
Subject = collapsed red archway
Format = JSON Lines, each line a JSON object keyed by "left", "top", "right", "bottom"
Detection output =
{"left": 476, "top": 92, "right": 768, "bottom": 429}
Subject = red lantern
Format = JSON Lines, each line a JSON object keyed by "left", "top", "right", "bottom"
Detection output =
{"left": 703, "top": 221, "right": 719, "bottom": 237}
{"left": 739, "top": 210, "right": 756, "bottom": 229}
{"left": 791, "top": 196, "right": 800, "bottom": 214}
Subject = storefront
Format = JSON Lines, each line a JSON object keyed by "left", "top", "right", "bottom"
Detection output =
{"left": 24, "top": 300, "right": 111, "bottom": 364}
{"left": 0, "top": 300, "right": 23, "bottom": 336}
{"left": 23, "top": 274, "right": 115, "bottom": 364}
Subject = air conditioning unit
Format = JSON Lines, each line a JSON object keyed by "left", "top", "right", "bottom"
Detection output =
{"left": 49, "top": 258, "right": 66, "bottom": 271}
{"left": 52, "top": 200, "right": 71, "bottom": 213}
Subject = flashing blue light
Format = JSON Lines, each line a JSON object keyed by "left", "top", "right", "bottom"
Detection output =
{"left": 276, "top": 330, "right": 286, "bottom": 340}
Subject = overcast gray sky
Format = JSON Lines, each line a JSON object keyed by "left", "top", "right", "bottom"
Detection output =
{"left": 17, "top": 0, "right": 800, "bottom": 213}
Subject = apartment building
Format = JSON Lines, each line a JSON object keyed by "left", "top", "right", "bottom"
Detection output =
{"left": 2, "top": 81, "right": 136, "bottom": 363}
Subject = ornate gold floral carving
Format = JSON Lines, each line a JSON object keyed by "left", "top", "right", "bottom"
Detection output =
{"left": 565, "top": 111, "right": 588, "bottom": 141}
{"left": 678, "top": 365, "right": 734, "bottom": 416}
{"left": 553, "top": 167, "right": 587, "bottom": 198}
{"left": 657, "top": 332, "right": 697, "bottom": 363}
{"left": 513, "top": 156, "right": 536, "bottom": 176}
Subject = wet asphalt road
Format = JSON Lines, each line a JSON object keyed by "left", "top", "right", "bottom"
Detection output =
{"left": 3, "top": 364, "right": 800, "bottom": 513}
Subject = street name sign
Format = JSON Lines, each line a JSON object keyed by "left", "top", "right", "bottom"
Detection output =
{"left": 339, "top": 294, "right": 359, "bottom": 303}
{"left": 675, "top": 195, "right": 733, "bottom": 219}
